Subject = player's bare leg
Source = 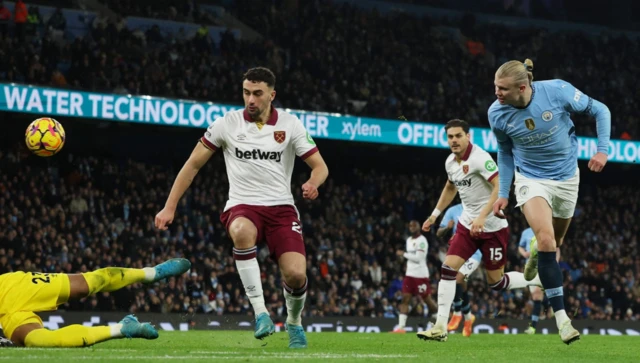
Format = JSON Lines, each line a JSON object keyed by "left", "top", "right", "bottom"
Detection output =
{"left": 523, "top": 197, "right": 579, "bottom": 344}
{"left": 229, "top": 217, "right": 273, "bottom": 339}
{"left": 11, "top": 259, "right": 189, "bottom": 347}
{"left": 552, "top": 217, "right": 571, "bottom": 249}
{"left": 279, "top": 251, "right": 308, "bottom": 349}
{"left": 417, "top": 255, "right": 464, "bottom": 342}
{"left": 393, "top": 293, "right": 413, "bottom": 333}
{"left": 448, "top": 274, "right": 466, "bottom": 331}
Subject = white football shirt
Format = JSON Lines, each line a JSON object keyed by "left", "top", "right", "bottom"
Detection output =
{"left": 404, "top": 235, "right": 429, "bottom": 278}
{"left": 445, "top": 143, "right": 508, "bottom": 232}
{"left": 200, "top": 107, "right": 318, "bottom": 211}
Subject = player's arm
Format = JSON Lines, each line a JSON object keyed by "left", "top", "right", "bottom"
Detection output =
{"left": 480, "top": 176, "right": 500, "bottom": 218}
{"left": 436, "top": 209, "right": 455, "bottom": 238}
{"left": 423, "top": 180, "right": 457, "bottom": 231}
{"left": 165, "top": 141, "right": 215, "bottom": 210}
{"left": 294, "top": 120, "right": 328, "bottom": 200}
{"left": 436, "top": 219, "right": 455, "bottom": 238}
{"left": 558, "top": 80, "right": 611, "bottom": 172}
{"left": 301, "top": 152, "right": 328, "bottom": 200}
{"left": 518, "top": 246, "right": 530, "bottom": 259}
{"left": 156, "top": 142, "right": 215, "bottom": 229}
{"left": 470, "top": 176, "right": 499, "bottom": 235}
{"left": 400, "top": 241, "right": 427, "bottom": 263}
{"left": 157, "top": 118, "right": 221, "bottom": 230}
{"left": 492, "top": 127, "right": 514, "bottom": 200}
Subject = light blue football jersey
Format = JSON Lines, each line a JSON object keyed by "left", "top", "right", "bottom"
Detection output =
{"left": 488, "top": 79, "right": 611, "bottom": 198}
{"left": 518, "top": 228, "right": 535, "bottom": 252}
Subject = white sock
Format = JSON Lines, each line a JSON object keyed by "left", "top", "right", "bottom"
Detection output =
{"left": 453, "top": 311, "right": 462, "bottom": 316}
{"left": 464, "top": 312, "right": 473, "bottom": 320}
{"left": 235, "top": 258, "right": 267, "bottom": 316}
{"left": 110, "top": 323, "right": 123, "bottom": 338}
{"left": 398, "top": 314, "right": 408, "bottom": 328}
{"left": 554, "top": 309, "right": 570, "bottom": 329}
{"left": 142, "top": 267, "right": 155, "bottom": 282}
{"left": 435, "top": 279, "right": 456, "bottom": 329}
{"left": 506, "top": 271, "right": 530, "bottom": 290}
{"left": 284, "top": 289, "right": 306, "bottom": 326}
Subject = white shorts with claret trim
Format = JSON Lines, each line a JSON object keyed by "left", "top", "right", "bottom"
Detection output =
{"left": 459, "top": 257, "right": 481, "bottom": 279}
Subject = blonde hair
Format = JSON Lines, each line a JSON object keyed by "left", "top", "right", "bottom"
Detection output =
{"left": 496, "top": 58, "right": 534, "bottom": 86}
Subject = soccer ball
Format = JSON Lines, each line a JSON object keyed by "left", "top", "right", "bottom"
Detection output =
{"left": 25, "top": 117, "right": 66, "bottom": 157}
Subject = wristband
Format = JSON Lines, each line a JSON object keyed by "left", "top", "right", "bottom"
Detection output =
{"left": 431, "top": 208, "right": 441, "bottom": 218}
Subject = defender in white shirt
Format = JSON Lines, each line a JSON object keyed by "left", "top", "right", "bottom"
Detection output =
{"left": 392, "top": 220, "right": 437, "bottom": 333}
{"left": 155, "top": 68, "right": 329, "bottom": 349}
{"left": 417, "top": 119, "right": 541, "bottom": 343}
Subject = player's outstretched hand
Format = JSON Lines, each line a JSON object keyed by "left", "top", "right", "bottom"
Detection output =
{"left": 155, "top": 207, "right": 175, "bottom": 230}
{"left": 588, "top": 152, "right": 607, "bottom": 172}
{"left": 302, "top": 182, "right": 319, "bottom": 200}
{"left": 422, "top": 215, "right": 436, "bottom": 232}
{"left": 493, "top": 197, "right": 508, "bottom": 219}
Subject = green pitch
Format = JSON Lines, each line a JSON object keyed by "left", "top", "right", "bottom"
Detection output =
{"left": 1, "top": 331, "right": 638, "bottom": 362}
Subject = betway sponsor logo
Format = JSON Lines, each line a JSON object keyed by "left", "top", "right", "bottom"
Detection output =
{"left": 453, "top": 179, "right": 472, "bottom": 187}
{"left": 235, "top": 148, "right": 283, "bottom": 162}
{"left": 341, "top": 118, "right": 382, "bottom": 140}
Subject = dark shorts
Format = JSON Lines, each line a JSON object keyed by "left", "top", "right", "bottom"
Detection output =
{"left": 402, "top": 276, "right": 432, "bottom": 298}
{"left": 448, "top": 222, "right": 510, "bottom": 271}
{"left": 220, "top": 204, "right": 306, "bottom": 261}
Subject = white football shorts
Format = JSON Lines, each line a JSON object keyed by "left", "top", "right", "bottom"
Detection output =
{"left": 514, "top": 168, "right": 579, "bottom": 219}
{"left": 459, "top": 257, "right": 481, "bottom": 279}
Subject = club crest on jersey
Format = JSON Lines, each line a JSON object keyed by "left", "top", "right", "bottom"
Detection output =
{"left": 525, "top": 118, "right": 536, "bottom": 130}
{"left": 274, "top": 131, "right": 286, "bottom": 144}
{"left": 462, "top": 165, "right": 469, "bottom": 174}
{"left": 542, "top": 111, "right": 553, "bottom": 122}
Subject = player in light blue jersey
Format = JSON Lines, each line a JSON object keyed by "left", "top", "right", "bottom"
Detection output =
{"left": 436, "top": 204, "right": 484, "bottom": 333}
{"left": 489, "top": 58, "right": 611, "bottom": 344}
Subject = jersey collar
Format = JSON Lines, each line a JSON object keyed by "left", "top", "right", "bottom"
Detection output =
{"left": 243, "top": 106, "right": 279, "bottom": 126}
{"left": 457, "top": 143, "right": 473, "bottom": 162}
{"left": 513, "top": 83, "right": 536, "bottom": 110}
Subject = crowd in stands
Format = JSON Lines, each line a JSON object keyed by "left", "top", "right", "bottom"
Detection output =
{"left": 97, "top": 0, "right": 220, "bottom": 26}
{"left": 0, "top": 143, "right": 638, "bottom": 323}
{"left": 0, "top": 0, "right": 637, "bottom": 139}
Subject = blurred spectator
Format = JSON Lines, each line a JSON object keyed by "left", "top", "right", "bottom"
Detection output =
{"left": 0, "top": 1, "right": 10, "bottom": 37}
{"left": 13, "top": 0, "right": 27, "bottom": 41}
{"left": 26, "top": 6, "right": 41, "bottom": 37}
{"left": 46, "top": 7, "right": 65, "bottom": 38}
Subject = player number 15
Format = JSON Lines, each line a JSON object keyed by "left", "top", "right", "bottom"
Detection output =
{"left": 489, "top": 247, "right": 503, "bottom": 261}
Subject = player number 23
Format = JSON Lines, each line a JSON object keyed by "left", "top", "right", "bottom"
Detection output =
{"left": 489, "top": 247, "right": 503, "bottom": 261}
